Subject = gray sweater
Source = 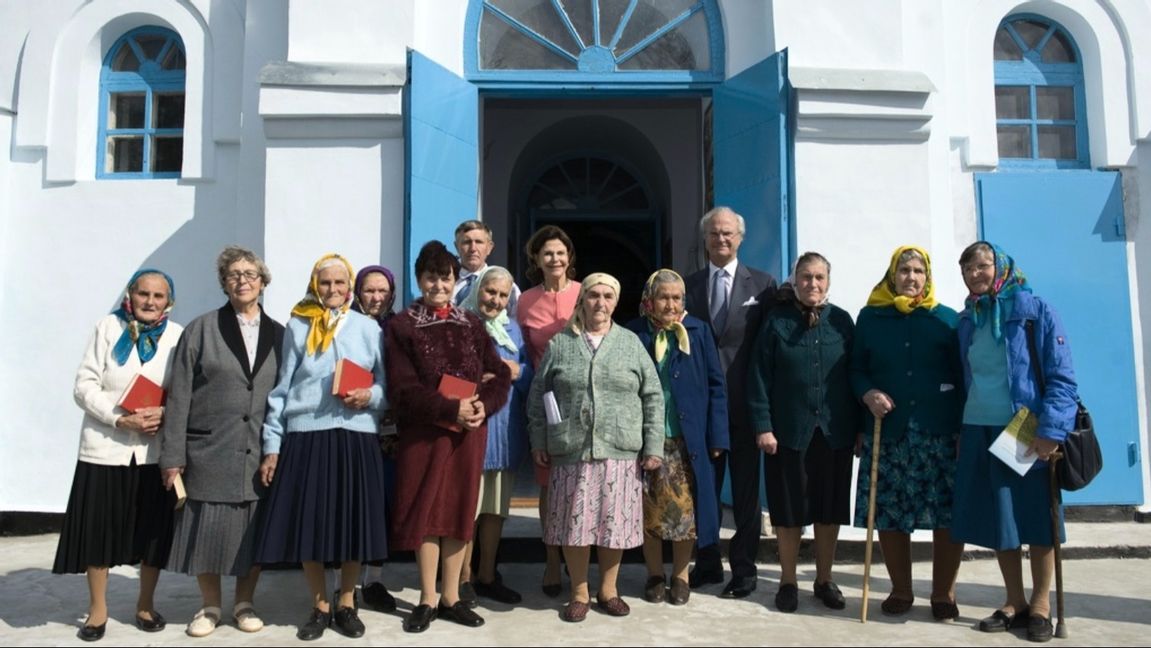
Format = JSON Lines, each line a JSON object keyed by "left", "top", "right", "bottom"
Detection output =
{"left": 528, "top": 324, "right": 664, "bottom": 466}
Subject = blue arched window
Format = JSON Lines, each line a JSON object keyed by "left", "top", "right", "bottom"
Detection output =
{"left": 993, "top": 15, "right": 1088, "bottom": 168}
{"left": 98, "top": 27, "right": 186, "bottom": 179}
{"left": 466, "top": 0, "right": 725, "bottom": 84}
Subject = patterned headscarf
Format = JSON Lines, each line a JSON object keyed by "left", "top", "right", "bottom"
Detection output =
{"left": 964, "top": 241, "right": 1031, "bottom": 341}
{"left": 640, "top": 269, "right": 690, "bottom": 362}
{"left": 775, "top": 252, "right": 832, "bottom": 328}
{"left": 461, "top": 266, "right": 518, "bottom": 353}
{"left": 352, "top": 264, "right": 396, "bottom": 330}
{"left": 112, "top": 269, "right": 176, "bottom": 366}
{"left": 570, "top": 272, "right": 621, "bottom": 334}
{"left": 291, "top": 254, "right": 356, "bottom": 355}
{"left": 866, "top": 245, "right": 937, "bottom": 314}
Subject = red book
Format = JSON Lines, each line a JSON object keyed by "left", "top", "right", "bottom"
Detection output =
{"left": 117, "top": 374, "right": 165, "bottom": 413}
{"left": 332, "top": 358, "right": 374, "bottom": 397}
{"left": 437, "top": 374, "right": 478, "bottom": 433}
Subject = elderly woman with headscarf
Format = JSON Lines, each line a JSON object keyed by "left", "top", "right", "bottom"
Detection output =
{"left": 746, "top": 252, "right": 859, "bottom": 613}
{"left": 159, "top": 247, "right": 283, "bottom": 637}
{"left": 950, "top": 242, "right": 1078, "bottom": 642}
{"left": 253, "top": 253, "right": 388, "bottom": 641}
{"left": 54, "top": 269, "right": 183, "bottom": 642}
{"left": 385, "top": 241, "right": 510, "bottom": 633}
{"left": 625, "top": 269, "right": 728, "bottom": 607}
{"left": 458, "top": 265, "right": 532, "bottom": 604}
{"left": 850, "top": 246, "right": 965, "bottom": 620}
{"left": 528, "top": 272, "right": 664, "bottom": 623}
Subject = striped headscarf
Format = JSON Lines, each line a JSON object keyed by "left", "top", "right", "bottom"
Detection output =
{"left": 112, "top": 269, "right": 176, "bottom": 366}
{"left": 291, "top": 254, "right": 356, "bottom": 355}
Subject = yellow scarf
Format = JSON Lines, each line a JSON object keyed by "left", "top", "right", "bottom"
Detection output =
{"left": 865, "top": 245, "right": 936, "bottom": 314}
{"left": 640, "top": 269, "right": 691, "bottom": 362}
{"left": 291, "top": 254, "right": 356, "bottom": 355}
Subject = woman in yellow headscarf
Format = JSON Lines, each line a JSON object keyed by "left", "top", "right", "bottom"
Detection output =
{"left": 849, "top": 246, "right": 966, "bottom": 621}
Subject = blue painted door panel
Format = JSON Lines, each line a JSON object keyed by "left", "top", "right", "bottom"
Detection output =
{"left": 712, "top": 49, "right": 791, "bottom": 279}
{"left": 405, "top": 49, "right": 479, "bottom": 301}
{"left": 977, "top": 171, "right": 1140, "bottom": 505}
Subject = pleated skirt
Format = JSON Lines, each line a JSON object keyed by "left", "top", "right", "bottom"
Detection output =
{"left": 167, "top": 499, "right": 262, "bottom": 576}
{"left": 765, "top": 429, "right": 854, "bottom": 528}
{"left": 254, "top": 429, "right": 388, "bottom": 564}
{"left": 545, "top": 459, "right": 643, "bottom": 549}
{"left": 53, "top": 459, "right": 174, "bottom": 574}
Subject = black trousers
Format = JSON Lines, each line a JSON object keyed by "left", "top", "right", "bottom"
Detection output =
{"left": 696, "top": 423, "right": 761, "bottom": 579}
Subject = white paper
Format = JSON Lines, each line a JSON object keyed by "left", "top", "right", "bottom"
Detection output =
{"left": 543, "top": 391, "right": 563, "bottom": 425}
{"left": 988, "top": 429, "right": 1037, "bottom": 476}
{"left": 940, "top": 383, "right": 955, "bottom": 392}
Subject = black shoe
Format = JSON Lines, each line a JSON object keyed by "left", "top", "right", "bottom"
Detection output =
{"left": 405, "top": 604, "right": 436, "bottom": 633}
{"left": 720, "top": 576, "right": 757, "bottom": 599}
{"left": 361, "top": 582, "right": 397, "bottom": 613}
{"left": 978, "top": 607, "right": 1030, "bottom": 633}
{"left": 134, "top": 611, "right": 166, "bottom": 632}
{"left": 542, "top": 581, "right": 562, "bottom": 598}
{"left": 644, "top": 575, "right": 667, "bottom": 603}
{"left": 333, "top": 606, "right": 365, "bottom": 638}
{"left": 688, "top": 564, "right": 725, "bottom": 588}
{"left": 297, "top": 608, "right": 331, "bottom": 641}
{"left": 775, "top": 583, "right": 799, "bottom": 613}
{"left": 459, "top": 581, "right": 478, "bottom": 609}
{"left": 437, "top": 601, "right": 485, "bottom": 627}
{"left": 931, "top": 599, "right": 960, "bottom": 621}
{"left": 1028, "top": 615, "right": 1053, "bottom": 642}
{"left": 474, "top": 578, "right": 523, "bottom": 604}
{"left": 813, "top": 581, "right": 846, "bottom": 610}
{"left": 78, "top": 621, "right": 106, "bottom": 642}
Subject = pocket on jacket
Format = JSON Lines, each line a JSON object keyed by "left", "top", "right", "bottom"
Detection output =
{"left": 609, "top": 422, "right": 644, "bottom": 453}
{"left": 546, "top": 420, "right": 579, "bottom": 456}
{"left": 187, "top": 428, "right": 211, "bottom": 436}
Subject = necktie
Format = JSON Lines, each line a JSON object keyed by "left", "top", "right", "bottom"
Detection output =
{"left": 711, "top": 269, "right": 729, "bottom": 334}
{"left": 455, "top": 274, "right": 476, "bottom": 305}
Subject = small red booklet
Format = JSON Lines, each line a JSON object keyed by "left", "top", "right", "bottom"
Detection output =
{"left": 117, "top": 374, "right": 165, "bottom": 413}
{"left": 437, "top": 374, "right": 478, "bottom": 433}
{"left": 332, "top": 358, "right": 374, "bottom": 397}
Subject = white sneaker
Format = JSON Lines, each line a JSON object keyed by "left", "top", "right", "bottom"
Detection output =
{"left": 233, "top": 601, "right": 264, "bottom": 633}
{"left": 186, "top": 606, "right": 221, "bottom": 638}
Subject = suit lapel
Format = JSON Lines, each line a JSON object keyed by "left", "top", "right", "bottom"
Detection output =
{"left": 217, "top": 303, "right": 253, "bottom": 380}
{"left": 252, "top": 306, "right": 278, "bottom": 378}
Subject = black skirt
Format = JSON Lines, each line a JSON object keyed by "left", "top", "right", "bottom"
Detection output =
{"left": 53, "top": 459, "right": 175, "bottom": 574}
{"left": 254, "top": 429, "right": 388, "bottom": 565}
{"left": 763, "top": 429, "right": 854, "bottom": 528}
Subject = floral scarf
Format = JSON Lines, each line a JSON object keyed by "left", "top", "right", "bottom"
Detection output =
{"left": 112, "top": 269, "right": 176, "bottom": 366}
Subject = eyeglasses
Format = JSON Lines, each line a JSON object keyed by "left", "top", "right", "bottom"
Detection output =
{"left": 961, "top": 263, "right": 994, "bottom": 274}
{"left": 225, "top": 270, "right": 261, "bottom": 283}
{"left": 707, "top": 230, "right": 740, "bottom": 240}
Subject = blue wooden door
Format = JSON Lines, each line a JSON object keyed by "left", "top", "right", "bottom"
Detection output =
{"left": 712, "top": 49, "right": 791, "bottom": 279}
{"left": 404, "top": 49, "right": 479, "bottom": 301}
{"left": 977, "top": 171, "right": 1141, "bottom": 505}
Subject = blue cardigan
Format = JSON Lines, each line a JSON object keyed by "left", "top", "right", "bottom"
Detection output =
{"left": 626, "top": 315, "right": 730, "bottom": 549}
{"left": 483, "top": 319, "right": 532, "bottom": 471}
{"left": 957, "top": 291, "right": 1078, "bottom": 443}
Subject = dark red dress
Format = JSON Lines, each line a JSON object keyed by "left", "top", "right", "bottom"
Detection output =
{"left": 385, "top": 302, "right": 511, "bottom": 549}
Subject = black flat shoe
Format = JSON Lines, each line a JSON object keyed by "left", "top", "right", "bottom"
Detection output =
{"left": 1028, "top": 615, "right": 1053, "bottom": 642}
{"left": 813, "top": 581, "right": 846, "bottom": 610}
{"left": 931, "top": 599, "right": 960, "bottom": 621}
{"left": 405, "top": 604, "right": 436, "bottom": 633}
{"left": 78, "top": 622, "right": 106, "bottom": 642}
{"left": 644, "top": 575, "right": 667, "bottom": 603}
{"left": 978, "top": 607, "right": 1030, "bottom": 632}
{"left": 437, "top": 601, "right": 485, "bottom": 627}
{"left": 775, "top": 583, "right": 799, "bottom": 613}
{"left": 720, "top": 576, "right": 757, "bottom": 599}
{"left": 474, "top": 578, "right": 523, "bottom": 604}
{"left": 134, "top": 610, "right": 166, "bottom": 632}
{"left": 361, "top": 582, "right": 397, "bottom": 613}
{"left": 542, "top": 582, "right": 562, "bottom": 598}
{"left": 459, "top": 581, "right": 478, "bottom": 609}
{"left": 688, "top": 564, "right": 725, "bottom": 588}
{"left": 333, "top": 606, "right": 365, "bottom": 638}
{"left": 297, "top": 608, "right": 331, "bottom": 641}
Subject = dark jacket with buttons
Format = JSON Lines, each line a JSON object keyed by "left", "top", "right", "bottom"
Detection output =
{"left": 850, "top": 304, "right": 964, "bottom": 442}
{"left": 748, "top": 301, "right": 859, "bottom": 451}
{"left": 160, "top": 303, "right": 284, "bottom": 502}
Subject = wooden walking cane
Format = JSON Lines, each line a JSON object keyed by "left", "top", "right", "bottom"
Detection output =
{"left": 860, "top": 417, "right": 883, "bottom": 623}
{"left": 1048, "top": 450, "right": 1068, "bottom": 639}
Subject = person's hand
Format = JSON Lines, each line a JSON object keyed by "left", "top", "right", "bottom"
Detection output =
{"left": 259, "top": 454, "right": 279, "bottom": 487}
{"left": 456, "top": 395, "right": 482, "bottom": 430}
{"left": 116, "top": 407, "right": 164, "bottom": 435}
{"left": 709, "top": 448, "right": 724, "bottom": 460}
{"left": 342, "top": 388, "right": 372, "bottom": 410}
{"left": 1027, "top": 437, "right": 1060, "bottom": 462}
{"left": 532, "top": 449, "right": 551, "bottom": 468}
{"left": 756, "top": 431, "right": 779, "bottom": 455}
{"left": 863, "top": 389, "right": 895, "bottom": 419}
{"left": 502, "top": 359, "right": 521, "bottom": 381}
{"left": 481, "top": 372, "right": 496, "bottom": 384}
{"left": 162, "top": 466, "right": 184, "bottom": 490}
{"left": 641, "top": 455, "right": 663, "bottom": 471}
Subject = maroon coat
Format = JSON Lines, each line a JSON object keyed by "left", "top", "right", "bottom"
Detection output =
{"left": 385, "top": 302, "right": 511, "bottom": 549}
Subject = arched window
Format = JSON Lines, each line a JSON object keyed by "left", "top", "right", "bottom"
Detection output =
{"left": 993, "top": 15, "right": 1088, "bottom": 168}
{"left": 98, "top": 27, "right": 186, "bottom": 178}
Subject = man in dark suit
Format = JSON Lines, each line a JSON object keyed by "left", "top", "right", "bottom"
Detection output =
{"left": 684, "top": 206, "right": 777, "bottom": 599}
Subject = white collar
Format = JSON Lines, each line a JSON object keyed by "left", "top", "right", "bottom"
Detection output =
{"left": 709, "top": 258, "right": 739, "bottom": 277}
{"left": 458, "top": 263, "right": 489, "bottom": 282}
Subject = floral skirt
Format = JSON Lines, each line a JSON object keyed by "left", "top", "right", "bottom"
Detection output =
{"left": 854, "top": 422, "right": 957, "bottom": 534}
{"left": 545, "top": 459, "right": 643, "bottom": 549}
{"left": 643, "top": 437, "right": 696, "bottom": 542}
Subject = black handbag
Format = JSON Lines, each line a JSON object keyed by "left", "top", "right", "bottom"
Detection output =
{"left": 1024, "top": 321, "right": 1102, "bottom": 491}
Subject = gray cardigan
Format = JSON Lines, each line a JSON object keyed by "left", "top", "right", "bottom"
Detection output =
{"left": 528, "top": 324, "right": 664, "bottom": 466}
{"left": 160, "top": 304, "right": 284, "bottom": 502}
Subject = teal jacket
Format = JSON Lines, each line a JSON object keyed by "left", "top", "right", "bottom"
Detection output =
{"left": 850, "top": 304, "right": 964, "bottom": 441}
{"left": 747, "top": 301, "right": 859, "bottom": 451}
{"left": 527, "top": 324, "right": 664, "bottom": 466}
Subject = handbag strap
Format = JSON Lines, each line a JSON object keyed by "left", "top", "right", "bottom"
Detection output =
{"left": 1024, "top": 320, "right": 1047, "bottom": 396}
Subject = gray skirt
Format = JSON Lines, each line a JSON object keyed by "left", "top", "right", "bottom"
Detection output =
{"left": 167, "top": 499, "right": 261, "bottom": 576}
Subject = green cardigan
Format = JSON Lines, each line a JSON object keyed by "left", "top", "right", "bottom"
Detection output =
{"left": 527, "top": 324, "right": 665, "bottom": 466}
{"left": 850, "top": 304, "right": 964, "bottom": 441}
{"left": 747, "top": 301, "right": 859, "bottom": 451}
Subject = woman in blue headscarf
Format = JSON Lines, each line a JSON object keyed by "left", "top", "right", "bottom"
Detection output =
{"left": 951, "top": 242, "right": 1079, "bottom": 642}
{"left": 54, "top": 269, "right": 184, "bottom": 642}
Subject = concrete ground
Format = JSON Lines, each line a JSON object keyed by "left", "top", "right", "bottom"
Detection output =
{"left": 2, "top": 516, "right": 1150, "bottom": 647}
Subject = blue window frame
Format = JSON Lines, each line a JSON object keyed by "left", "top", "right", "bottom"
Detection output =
{"left": 993, "top": 14, "right": 1089, "bottom": 169}
{"left": 465, "top": 0, "right": 725, "bottom": 86}
{"left": 98, "top": 27, "right": 186, "bottom": 179}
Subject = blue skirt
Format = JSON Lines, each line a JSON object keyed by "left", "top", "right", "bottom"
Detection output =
{"left": 255, "top": 429, "right": 388, "bottom": 564}
{"left": 951, "top": 424, "right": 1065, "bottom": 550}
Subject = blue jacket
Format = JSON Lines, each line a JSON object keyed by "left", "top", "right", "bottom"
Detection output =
{"left": 626, "top": 315, "right": 730, "bottom": 549}
{"left": 483, "top": 319, "right": 532, "bottom": 471}
{"left": 958, "top": 292, "right": 1078, "bottom": 442}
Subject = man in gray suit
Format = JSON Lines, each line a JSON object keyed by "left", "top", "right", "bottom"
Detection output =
{"left": 684, "top": 206, "right": 777, "bottom": 599}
